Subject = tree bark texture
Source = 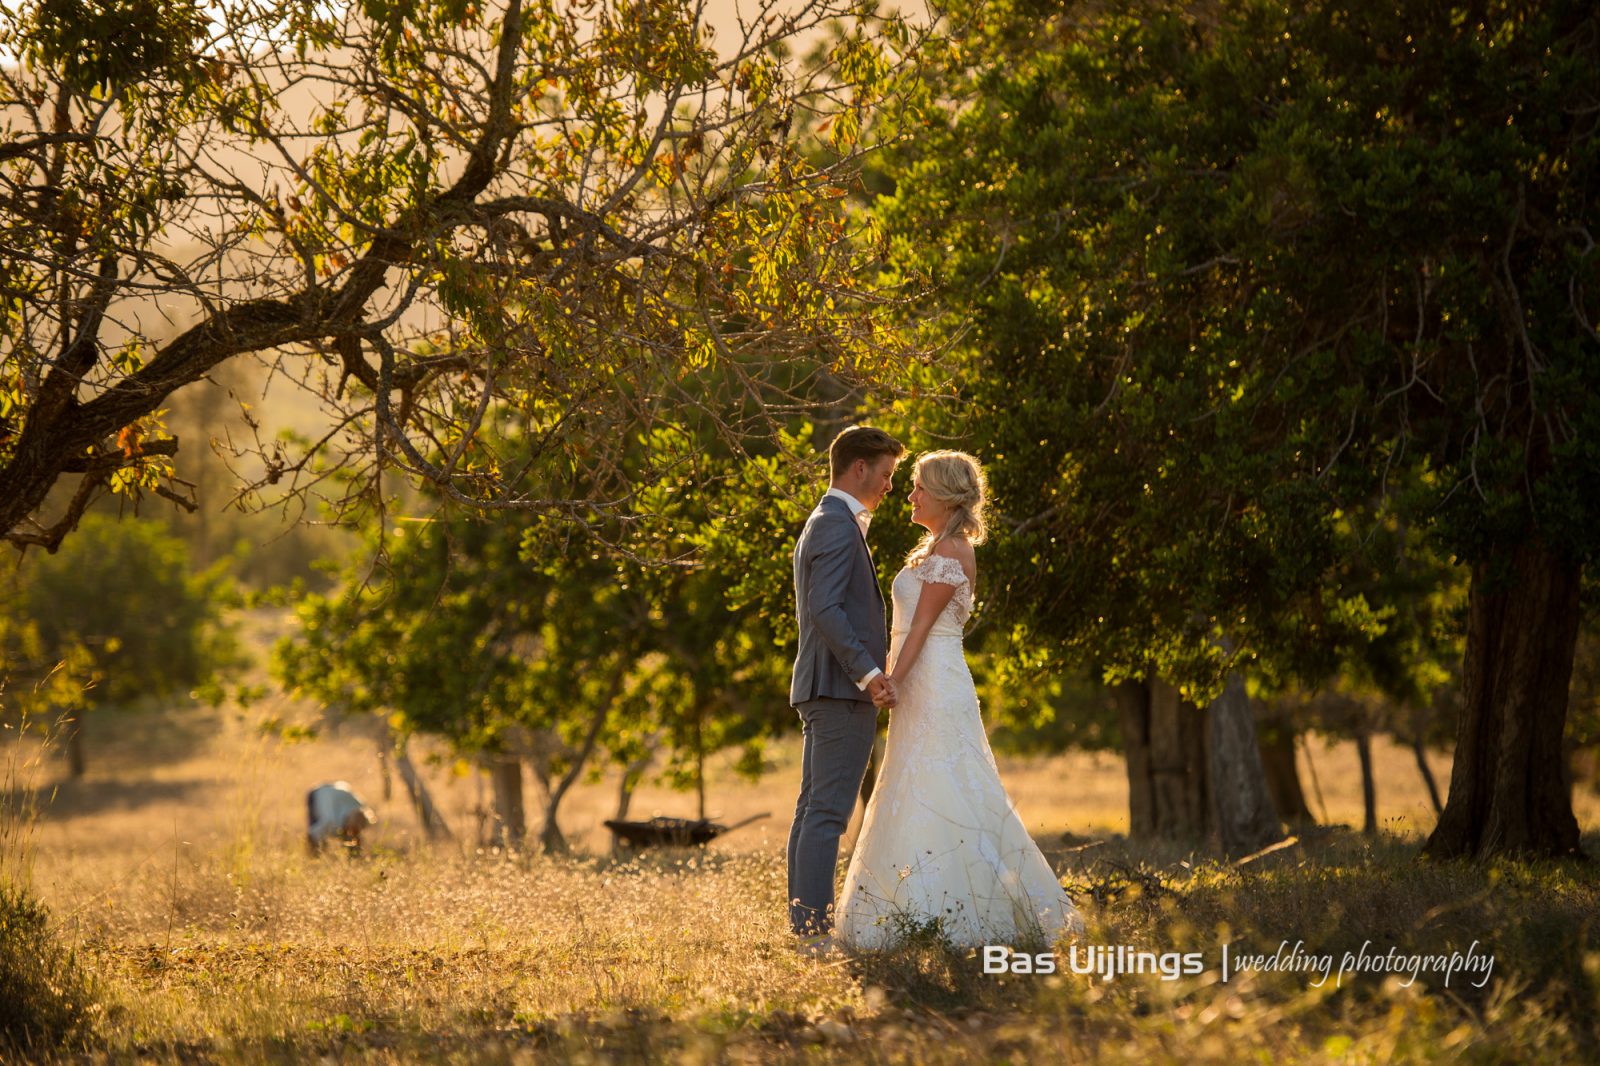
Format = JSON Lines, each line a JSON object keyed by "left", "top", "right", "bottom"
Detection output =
{"left": 1257, "top": 719, "right": 1316, "bottom": 827}
{"left": 486, "top": 753, "right": 527, "bottom": 849}
{"left": 1412, "top": 740, "right": 1443, "bottom": 817}
{"left": 1424, "top": 537, "right": 1584, "bottom": 860}
{"left": 1355, "top": 732, "right": 1377, "bottom": 836}
{"left": 1207, "top": 667, "right": 1286, "bottom": 856}
{"left": 391, "top": 740, "right": 455, "bottom": 843}
{"left": 1116, "top": 677, "right": 1212, "bottom": 841}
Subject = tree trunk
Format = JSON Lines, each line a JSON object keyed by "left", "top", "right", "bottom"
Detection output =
{"left": 615, "top": 747, "right": 657, "bottom": 823}
{"left": 344, "top": 712, "right": 452, "bottom": 843}
{"left": 1299, "top": 731, "right": 1331, "bottom": 824}
{"left": 1355, "top": 732, "right": 1378, "bottom": 836}
{"left": 1116, "top": 680, "right": 1155, "bottom": 836}
{"left": 65, "top": 707, "right": 86, "bottom": 778}
{"left": 1207, "top": 666, "right": 1285, "bottom": 857}
{"left": 1424, "top": 537, "right": 1585, "bottom": 860}
{"left": 377, "top": 742, "right": 393, "bottom": 802}
{"left": 1257, "top": 719, "right": 1315, "bottom": 827}
{"left": 1115, "top": 677, "right": 1211, "bottom": 840}
{"left": 1411, "top": 740, "right": 1443, "bottom": 817}
{"left": 695, "top": 716, "right": 706, "bottom": 822}
{"left": 537, "top": 670, "right": 624, "bottom": 853}
{"left": 537, "top": 808, "right": 568, "bottom": 852}
{"left": 485, "top": 753, "right": 526, "bottom": 850}
{"left": 474, "top": 768, "right": 489, "bottom": 846}
{"left": 392, "top": 741, "right": 455, "bottom": 843}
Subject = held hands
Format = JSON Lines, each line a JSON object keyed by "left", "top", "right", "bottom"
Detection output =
{"left": 867, "top": 673, "right": 898, "bottom": 710}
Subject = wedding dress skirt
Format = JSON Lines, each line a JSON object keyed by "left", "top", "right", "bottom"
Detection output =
{"left": 836, "top": 555, "right": 1084, "bottom": 950}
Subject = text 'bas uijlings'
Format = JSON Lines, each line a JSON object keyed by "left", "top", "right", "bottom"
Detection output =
{"left": 983, "top": 944, "right": 1205, "bottom": 980}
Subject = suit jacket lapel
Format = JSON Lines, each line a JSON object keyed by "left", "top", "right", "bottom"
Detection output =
{"left": 821, "top": 495, "right": 883, "bottom": 605}
{"left": 867, "top": 544, "right": 885, "bottom": 605}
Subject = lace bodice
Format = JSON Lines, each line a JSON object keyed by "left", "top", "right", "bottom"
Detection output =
{"left": 889, "top": 554, "right": 973, "bottom": 642}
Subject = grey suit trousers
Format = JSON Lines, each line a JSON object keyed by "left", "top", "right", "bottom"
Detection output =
{"left": 786, "top": 695, "right": 879, "bottom": 935}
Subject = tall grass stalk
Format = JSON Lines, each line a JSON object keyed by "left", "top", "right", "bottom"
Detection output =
{"left": 1, "top": 695, "right": 65, "bottom": 891}
{"left": 1, "top": 681, "right": 99, "bottom": 1053}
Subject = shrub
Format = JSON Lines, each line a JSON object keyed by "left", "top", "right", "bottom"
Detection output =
{"left": 0, "top": 881, "right": 95, "bottom": 1053}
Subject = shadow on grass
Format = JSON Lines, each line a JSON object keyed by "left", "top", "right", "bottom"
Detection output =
{"left": 19, "top": 696, "right": 225, "bottom": 799}
{"left": 23, "top": 776, "right": 212, "bottom": 822}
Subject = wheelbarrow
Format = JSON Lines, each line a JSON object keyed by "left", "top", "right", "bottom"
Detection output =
{"left": 603, "top": 811, "right": 771, "bottom": 849}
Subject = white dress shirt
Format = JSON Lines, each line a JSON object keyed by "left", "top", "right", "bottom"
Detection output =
{"left": 823, "top": 486, "right": 881, "bottom": 689}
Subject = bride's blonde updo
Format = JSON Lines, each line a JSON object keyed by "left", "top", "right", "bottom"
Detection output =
{"left": 906, "top": 450, "right": 989, "bottom": 566}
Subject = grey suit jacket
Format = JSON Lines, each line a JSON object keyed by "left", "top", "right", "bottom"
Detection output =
{"left": 790, "top": 494, "right": 889, "bottom": 706}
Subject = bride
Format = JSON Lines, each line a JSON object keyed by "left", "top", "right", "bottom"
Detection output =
{"left": 835, "top": 450, "right": 1084, "bottom": 951}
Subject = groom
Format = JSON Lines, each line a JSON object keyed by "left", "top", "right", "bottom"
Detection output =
{"left": 787, "top": 424, "right": 906, "bottom": 947}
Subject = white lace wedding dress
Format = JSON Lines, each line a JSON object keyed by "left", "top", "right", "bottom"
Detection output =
{"left": 835, "top": 555, "right": 1084, "bottom": 950}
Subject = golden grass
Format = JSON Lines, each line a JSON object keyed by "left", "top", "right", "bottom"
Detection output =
{"left": 9, "top": 614, "right": 1600, "bottom": 1063}
{"left": 29, "top": 825, "right": 1600, "bottom": 1064}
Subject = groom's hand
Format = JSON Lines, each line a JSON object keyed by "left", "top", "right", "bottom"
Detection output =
{"left": 867, "top": 675, "right": 897, "bottom": 709}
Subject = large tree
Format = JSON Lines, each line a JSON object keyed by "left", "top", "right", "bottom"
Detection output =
{"left": 275, "top": 420, "right": 798, "bottom": 851}
{"left": 878, "top": 0, "right": 1598, "bottom": 859}
{"left": 0, "top": 0, "right": 924, "bottom": 557}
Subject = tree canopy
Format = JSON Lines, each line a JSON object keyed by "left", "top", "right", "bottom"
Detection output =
{"left": 875, "top": 0, "right": 1599, "bottom": 857}
{"left": 273, "top": 418, "right": 807, "bottom": 848}
{"left": 1, "top": 0, "right": 926, "bottom": 557}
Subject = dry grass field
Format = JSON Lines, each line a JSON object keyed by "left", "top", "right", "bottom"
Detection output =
{"left": 6, "top": 607, "right": 1600, "bottom": 1063}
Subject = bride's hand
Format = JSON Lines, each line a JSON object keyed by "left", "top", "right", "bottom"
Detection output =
{"left": 871, "top": 677, "right": 898, "bottom": 709}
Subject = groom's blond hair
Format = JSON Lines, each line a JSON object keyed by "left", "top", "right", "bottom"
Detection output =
{"left": 828, "top": 425, "right": 906, "bottom": 478}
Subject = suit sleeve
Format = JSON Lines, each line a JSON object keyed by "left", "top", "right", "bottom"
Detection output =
{"left": 804, "top": 516, "right": 881, "bottom": 686}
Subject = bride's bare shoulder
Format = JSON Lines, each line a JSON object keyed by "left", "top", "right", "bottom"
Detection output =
{"left": 930, "top": 538, "right": 977, "bottom": 582}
